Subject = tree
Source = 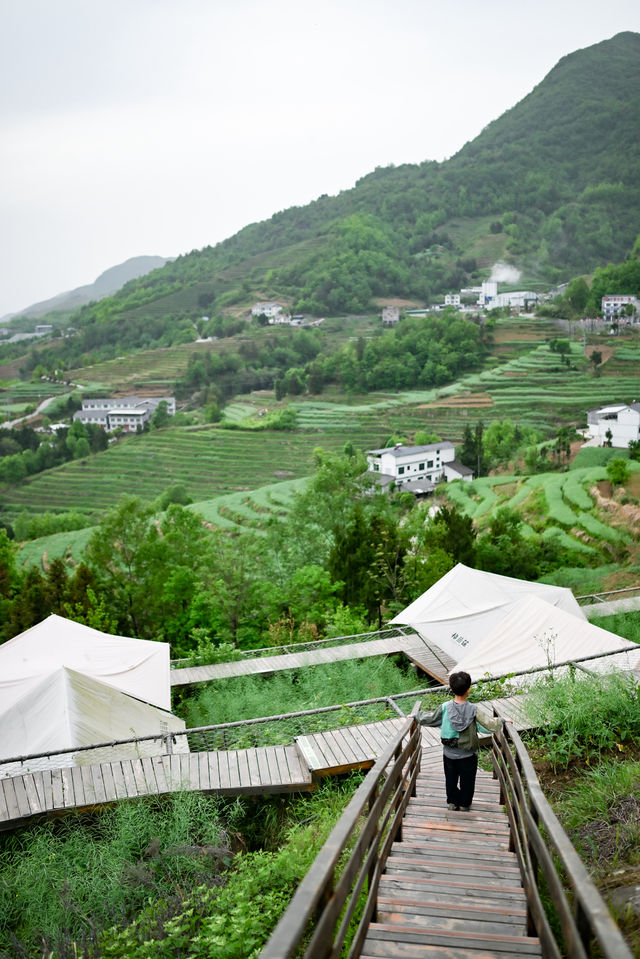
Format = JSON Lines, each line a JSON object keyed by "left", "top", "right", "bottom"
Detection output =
{"left": 458, "top": 420, "right": 487, "bottom": 477}
{"left": 85, "top": 496, "right": 156, "bottom": 635}
{"left": 606, "top": 457, "right": 630, "bottom": 487}
{"left": 151, "top": 401, "right": 170, "bottom": 429}
{"left": 420, "top": 504, "right": 476, "bottom": 567}
{"left": 589, "top": 350, "right": 603, "bottom": 376}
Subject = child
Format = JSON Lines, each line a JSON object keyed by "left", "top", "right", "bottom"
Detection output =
{"left": 418, "top": 670, "right": 509, "bottom": 810}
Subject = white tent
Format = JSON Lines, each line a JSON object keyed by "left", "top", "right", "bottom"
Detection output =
{"left": 390, "top": 564, "right": 586, "bottom": 662}
{"left": 0, "top": 614, "right": 186, "bottom": 772}
{"left": 0, "top": 614, "right": 171, "bottom": 713}
{"left": 0, "top": 667, "right": 187, "bottom": 774}
{"left": 453, "top": 594, "right": 640, "bottom": 682}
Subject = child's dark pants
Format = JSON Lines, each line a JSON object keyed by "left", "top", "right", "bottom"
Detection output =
{"left": 443, "top": 753, "right": 478, "bottom": 808}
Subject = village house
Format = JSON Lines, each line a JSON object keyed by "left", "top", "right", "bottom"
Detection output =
{"left": 367, "top": 442, "right": 473, "bottom": 495}
{"left": 381, "top": 306, "right": 400, "bottom": 326}
{"left": 251, "top": 302, "right": 285, "bottom": 320}
{"left": 586, "top": 402, "right": 640, "bottom": 448}
{"left": 601, "top": 295, "right": 640, "bottom": 321}
{"left": 73, "top": 396, "right": 176, "bottom": 432}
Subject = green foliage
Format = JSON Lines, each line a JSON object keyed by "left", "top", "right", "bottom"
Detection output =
{"left": 97, "top": 778, "right": 360, "bottom": 959}
{"left": 606, "top": 457, "right": 631, "bottom": 487}
{"left": 180, "top": 656, "right": 421, "bottom": 729}
{"left": 0, "top": 792, "right": 226, "bottom": 957}
{"left": 527, "top": 672, "right": 640, "bottom": 770}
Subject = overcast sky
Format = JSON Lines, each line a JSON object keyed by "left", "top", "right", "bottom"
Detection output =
{"left": 1, "top": 0, "right": 639, "bottom": 318}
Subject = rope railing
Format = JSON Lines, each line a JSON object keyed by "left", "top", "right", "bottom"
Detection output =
{"left": 0, "top": 690, "right": 435, "bottom": 775}
{"left": 4, "top": 642, "right": 639, "bottom": 775}
{"left": 170, "top": 625, "right": 416, "bottom": 668}
{"left": 492, "top": 723, "right": 633, "bottom": 959}
{"left": 576, "top": 583, "right": 640, "bottom": 605}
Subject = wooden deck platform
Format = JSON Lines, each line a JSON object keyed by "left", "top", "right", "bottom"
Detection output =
{"left": 170, "top": 634, "right": 455, "bottom": 687}
{"left": 0, "top": 696, "right": 531, "bottom": 832}
{"left": 361, "top": 766, "right": 542, "bottom": 958}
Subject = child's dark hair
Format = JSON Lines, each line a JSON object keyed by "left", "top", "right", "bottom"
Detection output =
{"left": 449, "top": 671, "right": 472, "bottom": 696}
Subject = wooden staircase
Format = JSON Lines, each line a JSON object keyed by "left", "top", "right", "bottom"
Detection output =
{"left": 361, "top": 765, "right": 543, "bottom": 958}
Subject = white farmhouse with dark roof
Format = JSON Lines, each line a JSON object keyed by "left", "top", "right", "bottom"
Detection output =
{"left": 367, "top": 442, "right": 473, "bottom": 494}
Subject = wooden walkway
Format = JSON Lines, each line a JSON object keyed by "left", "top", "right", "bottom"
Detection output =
{"left": 171, "top": 635, "right": 455, "bottom": 687}
{"left": 361, "top": 764, "right": 542, "bottom": 958}
{"left": 0, "top": 697, "right": 531, "bottom": 832}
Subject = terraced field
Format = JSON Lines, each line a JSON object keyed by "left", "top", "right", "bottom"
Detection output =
{"left": 444, "top": 463, "right": 640, "bottom": 557}
{"left": 16, "top": 478, "right": 308, "bottom": 567}
{"left": 2, "top": 427, "right": 359, "bottom": 522}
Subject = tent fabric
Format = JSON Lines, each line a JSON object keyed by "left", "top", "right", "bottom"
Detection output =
{"left": 390, "top": 564, "right": 585, "bottom": 661}
{"left": 0, "top": 614, "right": 171, "bottom": 712}
{"left": 453, "top": 594, "right": 638, "bottom": 682}
{"left": 0, "top": 667, "right": 187, "bottom": 774}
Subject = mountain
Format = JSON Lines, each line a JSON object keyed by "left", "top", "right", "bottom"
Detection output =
{"left": 2, "top": 256, "right": 171, "bottom": 322}
{"left": 10, "top": 31, "right": 640, "bottom": 362}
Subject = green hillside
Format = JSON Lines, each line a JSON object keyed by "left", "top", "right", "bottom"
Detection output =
{"left": 4, "top": 31, "right": 639, "bottom": 374}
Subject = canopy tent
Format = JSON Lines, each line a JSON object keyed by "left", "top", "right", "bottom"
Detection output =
{"left": 0, "top": 614, "right": 171, "bottom": 713}
{"left": 390, "top": 564, "right": 585, "bottom": 663}
{"left": 453, "top": 594, "right": 640, "bottom": 682}
{"left": 0, "top": 667, "right": 187, "bottom": 774}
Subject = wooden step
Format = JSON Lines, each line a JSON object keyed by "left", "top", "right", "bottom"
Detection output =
{"left": 387, "top": 853, "right": 522, "bottom": 884}
{"left": 390, "top": 840, "right": 518, "bottom": 867}
{"left": 377, "top": 899, "right": 527, "bottom": 936}
{"left": 362, "top": 923, "right": 542, "bottom": 957}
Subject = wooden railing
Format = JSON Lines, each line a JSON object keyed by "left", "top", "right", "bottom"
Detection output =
{"left": 260, "top": 705, "right": 422, "bottom": 959}
{"left": 492, "top": 723, "right": 633, "bottom": 959}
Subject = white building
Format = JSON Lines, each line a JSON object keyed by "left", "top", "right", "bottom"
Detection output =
{"left": 486, "top": 291, "right": 539, "bottom": 311}
{"left": 586, "top": 403, "right": 640, "bottom": 448}
{"left": 382, "top": 306, "right": 400, "bottom": 326}
{"left": 601, "top": 295, "right": 640, "bottom": 321}
{"left": 367, "top": 442, "right": 473, "bottom": 494}
{"left": 444, "top": 294, "right": 460, "bottom": 307}
{"left": 74, "top": 396, "right": 175, "bottom": 432}
{"left": 251, "top": 302, "right": 284, "bottom": 320}
{"left": 479, "top": 281, "right": 497, "bottom": 306}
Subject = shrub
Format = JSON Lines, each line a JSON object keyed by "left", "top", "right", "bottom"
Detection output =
{"left": 526, "top": 672, "right": 640, "bottom": 770}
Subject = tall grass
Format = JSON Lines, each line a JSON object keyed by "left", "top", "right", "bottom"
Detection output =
{"left": 180, "top": 656, "right": 423, "bottom": 728}
{"left": 97, "top": 776, "right": 363, "bottom": 959}
{"left": 0, "top": 791, "right": 226, "bottom": 957}
{"left": 526, "top": 672, "right": 640, "bottom": 769}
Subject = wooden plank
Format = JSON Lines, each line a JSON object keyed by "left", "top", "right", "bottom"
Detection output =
{"left": 237, "top": 749, "right": 251, "bottom": 788}
{"left": 11, "top": 776, "right": 32, "bottom": 819}
{"left": 40, "top": 770, "right": 54, "bottom": 810}
{"left": 227, "top": 751, "right": 242, "bottom": 790}
{"left": 90, "top": 764, "right": 108, "bottom": 804}
{"left": 365, "top": 924, "right": 542, "bottom": 953}
{"left": 207, "top": 751, "right": 221, "bottom": 790}
{"left": 69, "top": 766, "right": 86, "bottom": 806}
{"left": 1, "top": 779, "right": 21, "bottom": 821}
{"left": 326, "top": 728, "right": 361, "bottom": 765}
{"left": 246, "top": 749, "right": 262, "bottom": 787}
{"left": 21, "top": 774, "right": 44, "bottom": 816}
{"left": 131, "top": 759, "right": 148, "bottom": 797}
{"left": 51, "top": 770, "right": 66, "bottom": 809}
{"left": 195, "top": 753, "right": 210, "bottom": 792}
{"left": 295, "top": 735, "right": 326, "bottom": 771}
{"left": 153, "top": 757, "right": 170, "bottom": 795}
{"left": 217, "top": 751, "right": 232, "bottom": 791}
{"left": 256, "top": 748, "right": 272, "bottom": 786}
{"left": 140, "top": 757, "right": 160, "bottom": 795}
{"left": 271, "top": 747, "right": 289, "bottom": 786}
{"left": 0, "top": 780, "right": 11, "bottom": 822}
{"left": 120, "top": 759, "right": 138, "bottom": 798}
{"left": 111, "top": 762, "right": 129, "bottom": 801}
